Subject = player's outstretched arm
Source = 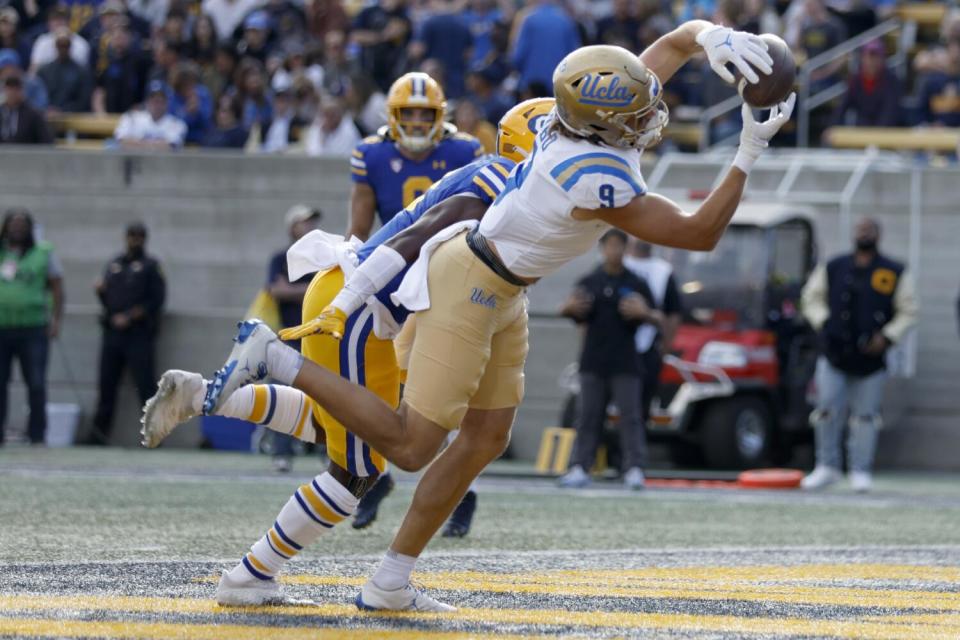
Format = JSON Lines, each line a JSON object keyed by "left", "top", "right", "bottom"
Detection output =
{"left": 640, "top": 20, "right": 773, "bottom": 87}
{"left": 280, "top": 195, "right": 488, "bottom": 341}
{"left": 347, "top": 183, "right": 378, "bottom": 241}
{"left": 591, "top": 94, "right": 795, "bottom": 252}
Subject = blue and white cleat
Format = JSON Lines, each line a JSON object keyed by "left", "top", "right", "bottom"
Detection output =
{"left": 203, "top": 319, "right": 275, "bottom": 415}
{"left": 355, "top": 581, "right": 456, "bottom": 612}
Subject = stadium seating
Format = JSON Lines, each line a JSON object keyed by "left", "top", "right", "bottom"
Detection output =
{"left": 824, "top": 126, "right": 960, "bottom": 152}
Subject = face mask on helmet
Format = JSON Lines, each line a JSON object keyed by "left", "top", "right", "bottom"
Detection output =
{"left": 603, "top": 100, "right": 670, "bottom": 150}
{"left": 393, "top": 106, "right": 442, "bottom": 153}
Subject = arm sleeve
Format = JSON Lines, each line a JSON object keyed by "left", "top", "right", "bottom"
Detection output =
{"left": 800, "top": 264, "right": 829, "bottom": 331}
{"left": 882, "top": 268, "right": 919, "bottom": 344}
{"left": 350, "top": 144, "right": 371, "bottom": 184}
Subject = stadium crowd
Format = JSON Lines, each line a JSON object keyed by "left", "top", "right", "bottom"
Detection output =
{"left": 0, "top": 0, "right": 957, "bottom": 151}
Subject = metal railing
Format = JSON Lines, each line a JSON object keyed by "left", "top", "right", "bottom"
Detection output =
{"left": 796, "top": 18, "right": 910, "bottom": 147}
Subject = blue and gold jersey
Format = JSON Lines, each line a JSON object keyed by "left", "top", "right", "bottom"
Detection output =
{"left": 350, "top": 126, "right": 484, "bottom": 226}
{"left": 356, "top": 155, "right": 515, "bottom": 325}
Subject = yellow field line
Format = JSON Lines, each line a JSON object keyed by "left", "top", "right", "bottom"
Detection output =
{"left": 2, "top": 594, "right": 960, "bottom": 639}
{"left": 0, "top": 618, "right": 542, "bottom": 640}
{"left": 280, "top": 574, "right": 960, "bottom": 611}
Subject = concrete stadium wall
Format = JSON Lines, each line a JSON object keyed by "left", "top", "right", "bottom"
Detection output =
{"left": 2, "top": 148, "right": 958, "bottom": 469}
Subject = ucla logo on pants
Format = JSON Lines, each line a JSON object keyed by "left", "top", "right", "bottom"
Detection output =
{"left": 471, "top": 288, "right": 497, "bottom": 309}
{"left": 578, "top": 74, "right": 635, "bottom": 107}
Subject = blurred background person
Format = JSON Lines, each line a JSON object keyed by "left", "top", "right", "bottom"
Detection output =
{"left": 0, "top": 70, "right": 53, "bottom": 144}
{"left": 166, "top": 61, "right": 214, "bottom": 144}
{"left": 202, "top": 94, "right": 250, "bottom": 148}
{"left": 91, "top": 22, "right": 149, "bottom": 115}
{"left": 37, "top": 26, "right": 93, "bottom": 114}
{"left": 800, "top": 218, "right": 918, "bottom": 493}
{"left": 830, "top": 39, "right": 901, "bottom": 128}
{"left": 917, "top": 36, "right": 960, "bottom": 128}
{"left": 0, "top": 208, "right": 64, "bottom": 447}
{"left": 351, "top": 0, "right": 412, "bottom": 92}
{"left": 452, "top": 98, "right": 495, "bottom": 153}
{"left": 30, "top": 6, "right": 90, "bottom": 73}
{"left": 625, "top": 239, "right": 682, "bottom": 428}
{"left": 113, "top": 80, "right": 187, "bottom": 150}
{"left": 409, "top": 0, "right": 472, "bottom": 99}
{"left": 264, "top": 204, "right": 322, "bottom": 471}
{"left": 511, "top": 0, "right": 580, "bottom": 94}
{"left": 558, "top": 230, "right": 656, "bottom": 490}
{"left": 87, "top": 222, "right": 165, "bottom": 446}
{"left": 303, "top": 95, "right": 360, "bottom": 156}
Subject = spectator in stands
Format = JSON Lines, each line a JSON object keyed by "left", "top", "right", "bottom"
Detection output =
{"left": 595, "top": 0, "right": 641, "bottom": 50}
{"left": 261, "top": 0, "right": 306, "bottom": 45}
{"left": 0, "top": 208, "right": 64, "bottom": 447}
{"left": 202, "top": 94, "right": 249, "bottom": 147}
{"left": 291, "top": 77, "right": 318, "bottom": 126}
{"left": 113, "top": 79, "right": 187, "bottom": 149}
{"left": 187, "top": 14, "right": 218, "bottom": 64}
{"left": 344, "top": 72, "right": 387, "bottom": 136}
{"left": 624, "top": 239, "right": 682, "bottom": 427}
{"left": 0, "top": 7, "right": 31, "bottom": 68}
{"left": 167, "top": 62, "right": 213, "bottom": 143}
{"left": 918, "top": 37, "right": 960, "bottom": 128}
{"left": 208, "top": 43, "right": 239, "bottom": 100}
{"left": 789, "top": 0, "right": 846, "bottom": 82}
{"left": 203, "top": 0, "right": 266, "bottom": 41}
{"left": 148, "top": 38, "right": 182, "bottom": 85}
{"left": 264, "top": 204, "right": 321, "bottom": 471}
{"left": 409, "top": 0, "right": 472, "bottom": 99}
{"left": 303, "top": 95, "right": 360, "bottom": 155}
{"left": 92, "top": 23, "right": 148, "bottom": 114}
{"left": 913, "top": 12, "right": 960, "bottom": 76}
{"left": 0, "top": 72, "right": 53, "bottom": 143}
{"left": 272, "top": 41, "right": 324, "bottom": 97}
{"left": 320, "top": 29, "right": 354, "bottom": 97}
{"left": 260, "top": 75, "right": 295, "bottom": 152}
{"left": 453, "top": 98, "right": 495, "bottom": 153}
{"left": 463, "top": 0, "right": 503, "bottom": 68}
{"left": 88, "top": 221, "right": 166, "bottom": 446}
{"left": 79, "top": 0, "right": 130, "bottom": 57}
{"left": 831, "top": 39, "right": 900, "bottom": 128}
{"left": 558, "top": 229, "right": 656, "bottom": 490}
{"left": 232, "top": 58, "right": 273, "bottom": 129}
{"left": 0, "top": 49, "right": 49, "bottom": 111}
{"left": 236, "top": 10, "right": 274, "bottom": 65}
{"left": 511, "top": 0, "right": 580, "bottom": 94}
{"left": 305, "top": 0, "right": 348, "bottom": 43}
{"left": 30, "top": 6, "right": 90, "bottom": 73}
{"left": 464, "top": 65, "right": 511, "bottom": 124}
{"left": 38, "top": 27, "right": 93, "bottom": 114}
{"left": 800, "top": 217, "right": 917, "bottom": 493}
{"left": 127, "top": 0, "right": 171, "bottom": 30}
{"left": 351, "top": 0, "right": 412, "bottom": 92}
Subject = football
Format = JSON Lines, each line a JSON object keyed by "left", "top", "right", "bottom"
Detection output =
{"left": 739, "top": 34, "right": 796, "bottom": 109}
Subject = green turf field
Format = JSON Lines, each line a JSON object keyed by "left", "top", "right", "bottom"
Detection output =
{"left": 3, "top": 447, "right": 960, "bottom": 639}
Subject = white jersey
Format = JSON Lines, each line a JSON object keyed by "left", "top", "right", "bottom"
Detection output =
{"left": 478, "top": 117, "right": 647, "bottom": 279}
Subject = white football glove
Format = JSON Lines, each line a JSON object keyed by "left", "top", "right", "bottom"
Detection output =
{"left": 696, "top": 25, "right": 773, "bottom": 85}
{"left": 733, "top": 93, "right": 796, "bottom": 174}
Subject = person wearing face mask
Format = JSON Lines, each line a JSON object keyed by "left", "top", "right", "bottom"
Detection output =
{"left": 87, "top": 222, "right": 166, "bottom": 446}
{"left": 799, "top": 218, "right": 918, "bottom": 493}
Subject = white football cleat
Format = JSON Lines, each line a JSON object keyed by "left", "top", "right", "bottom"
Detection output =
{"left": 849, "top": 471, "right": 873, "bottom": 493}
{"left": 557, "top": 465, "right": 590, "bottom": 489}
{"left": 141, "top": 370, "right": 206, "bottom": 448}
{"left": 623, "top": 467, "right": 646, "bottom": 490}
{"left": 356, "top": 581, "right": 456, "bottom": 612}
{"left": 215, "top": 570, "right": 284, "bottom": 606}
{"left": 203, "top": 319, "right": 276, "bottom": 415}
{"left": 800, "top": 465, "right": 842, "bottom": 491}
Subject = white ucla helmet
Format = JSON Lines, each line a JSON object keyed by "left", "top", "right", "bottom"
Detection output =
{"left": 553, "top": 45, "right": 668, "bottom": 150}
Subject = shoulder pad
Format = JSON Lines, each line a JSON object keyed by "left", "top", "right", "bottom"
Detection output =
{"left": 453, "top": 131, "right": 480, "bottom": 143}
{"left": 440, "top": 122, "right": 459, "bottom": 138}
{"left": 376, "top": 125, "right": 391, "bottom": 139}
{"left": 362, "top": 133, "right": 384, "bottom": 145}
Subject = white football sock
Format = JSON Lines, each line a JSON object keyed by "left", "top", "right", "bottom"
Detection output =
{"left": 228, "top": 471, "right": 359, "bottom": 582}
{"left": 371, "top": 549, "right": 418, "bottom": 590}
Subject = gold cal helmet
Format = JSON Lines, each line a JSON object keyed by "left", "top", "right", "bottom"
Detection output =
{"left": 552, "top": 45, "right": 668, "bottom": 150}
{"left": 496, "top": 97, "right": 555, "bottom": 163}
{"left": 386, "top": 72, "right": 447, "bottom": 153}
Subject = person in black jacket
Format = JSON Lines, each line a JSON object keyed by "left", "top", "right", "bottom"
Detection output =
{"left": 831, "top": 40, "right": 901, "bottom": 128}
{"left": 87, "top": 222, "right": 166, "bottom": 445}
{"left": 800, "top": 218, "right": 918, "bottom": 492}
{"left": 0, "top": 72, "right": 53, "bottom": 144}
{"left": 558, "top": 229, "right": 659, "bottom": 490}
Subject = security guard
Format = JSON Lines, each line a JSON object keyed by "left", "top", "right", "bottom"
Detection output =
{"left": 800, "top": 217, "right": 918, "bottom": 492}
{"left": 88, "top": 222, "right": 166, "bottom": 445}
